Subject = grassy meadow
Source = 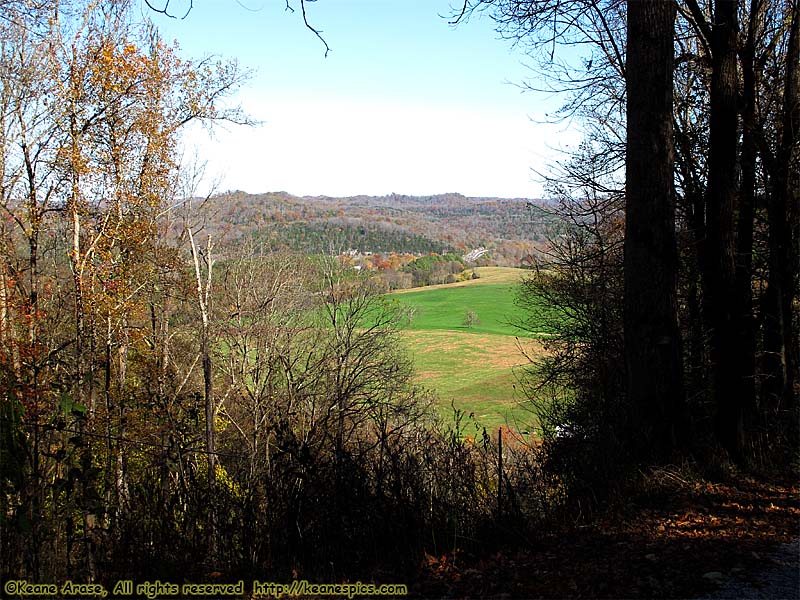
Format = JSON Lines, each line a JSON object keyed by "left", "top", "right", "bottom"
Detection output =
{"left": 389, "top": 267, "right": 545, "bottom": 432}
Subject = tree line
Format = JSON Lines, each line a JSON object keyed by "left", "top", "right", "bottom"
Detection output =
{"left": 460, "top": 0, "right": 798, "bottom": 494}
{"left": 192, "top": 190, "right": 550, "bottom": 267}
{"left": 0, "top": 0, "right": 540, "bottom": 582}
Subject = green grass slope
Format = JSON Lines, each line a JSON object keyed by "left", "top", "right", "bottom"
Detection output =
{"left": 387, "top": 267, "right": 546, "bottom": 432}
{"left": 401, "top": 330, "right": 542, "bottom": 432}
{"left": 394, "top": 283, "right": 523, "bottom": 336}
{"left": 390, "top": 268, "right": 531, "bottom": 337}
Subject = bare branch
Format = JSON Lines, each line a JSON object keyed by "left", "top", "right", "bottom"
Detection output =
{"left": 448, "top": 0, "right": 470, "bottom": 25}
{"left": 681, "top": 0, "right": 713, "bottom": 56}
{"left": 143, "top": 0, "right": 192, "bottom": 20}
{"left": 281, "top": 0, "right": 332, "bottom": 56}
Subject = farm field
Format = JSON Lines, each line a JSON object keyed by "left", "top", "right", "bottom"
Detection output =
{"left": 390, "top": 267, "right": 530, "bottom": 337}
{"left": 401, "top": 330, "right": 542, "bottom": 432}
{"left": 390, "top": 267, "right": 546, "bottom": 431}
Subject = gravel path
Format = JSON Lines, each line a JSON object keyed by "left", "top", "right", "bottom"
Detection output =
{"left": 698, "top": 539, "right": 800, "bottom": 600}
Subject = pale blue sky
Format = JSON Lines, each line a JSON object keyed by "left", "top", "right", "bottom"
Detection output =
{"left": 147, "top": 0, "right": 579, "bottom": 198}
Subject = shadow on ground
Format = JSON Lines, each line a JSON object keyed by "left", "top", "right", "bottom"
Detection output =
{"left": 411, "top": 475, "right": 799, "bottom": 599}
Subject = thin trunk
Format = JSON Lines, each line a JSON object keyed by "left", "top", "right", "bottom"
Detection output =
{"left": 21, "top": 132, "right": 40, "bottom": 388}
{"left": 103, "top": 315, "right": 113, "bottom": 528}
{"left": 676, "top": 121, "right": 708, "bottom": 404}
{"left": 736, "top": 0, "right": 763, "bottom": 430}
{"left": 188, "top": 228, "right": 217, "bottom": 558}
{"left": 675, "top": 55, "right": 708, "bottom": 407}
{"left": 0, "top": 258, "right": 21, "bottom": 376}
{"left": 70, "top": 105, "right": 86, "bottom": 410}
{"left": 0, "top": 264, "right": 6, "bottom": 347}
{"left": 115, "top": 326, "right": 129, "bottom": 514}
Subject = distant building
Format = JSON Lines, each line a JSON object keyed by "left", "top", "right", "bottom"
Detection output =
{"left": 463, "top": 247, "right": 489, "bottom": 263}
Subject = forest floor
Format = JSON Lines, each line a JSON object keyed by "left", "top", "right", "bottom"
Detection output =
{"left": 411, "top": 470, "right": 799, "bottom": 599}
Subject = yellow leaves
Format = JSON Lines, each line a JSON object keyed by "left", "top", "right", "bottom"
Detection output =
{"left": 214, "top": 462, "right": 242, "bottom": 499}
{"left": 213, "top": 412, "right": 229, "bottom": 434}
{"left": 90, "top": 39, "right": 147, "bottom": 95}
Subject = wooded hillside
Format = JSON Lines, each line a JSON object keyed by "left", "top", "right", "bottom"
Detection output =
{"left": 192, "top": 191, "right": 555, "bottom": 266}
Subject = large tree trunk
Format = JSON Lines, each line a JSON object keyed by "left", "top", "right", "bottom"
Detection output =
{"left": 624, "top": 0, "right": 686, "bottom": 461}
{"left": 704, "top": 0, "right": 743, "bottom": 463}
{"left": 763, "top": 0, "right": 799, "bottom": 438}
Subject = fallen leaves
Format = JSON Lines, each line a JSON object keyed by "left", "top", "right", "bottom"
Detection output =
{"left": 413, "top": 474, "right": 799, "bottom": 598}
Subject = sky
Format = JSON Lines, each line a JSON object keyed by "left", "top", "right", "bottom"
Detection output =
{"left": 147, "top": 0, "right": 581, "bottom": 199}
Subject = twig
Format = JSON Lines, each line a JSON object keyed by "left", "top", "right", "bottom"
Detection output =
{"left": 300, "top": 0, "right": 331, "bottom": 57}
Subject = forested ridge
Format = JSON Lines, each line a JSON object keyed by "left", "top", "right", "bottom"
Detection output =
{"left": 0, "top": 0, "right": 798, "bottom": 597}
{"left": 193, "top": 190, "right": 554, "bottom": 266}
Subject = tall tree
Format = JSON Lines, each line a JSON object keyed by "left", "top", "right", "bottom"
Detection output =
{"left": 701, "top": 0, "right": 744, "bottom": 462}
{"left": 456, "top": 0, "right": 799, "bottom": 470}
{"left": 0, "top": 0, "right": 249, "bottom": 578}
{"left": 763, "top": 0, "right": 799, "bottom": 437}
{"left": 624, "top": 0, "right": 686, "bottom": 460}
{"left": 734, "top": 0, "right": 765, "bottom": 437}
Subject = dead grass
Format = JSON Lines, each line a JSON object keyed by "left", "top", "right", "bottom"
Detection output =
{"left": 402, "top": 330, "right": 543, "bottom": 375}
{"left": 402, "top": 330, "right": 545, "bottom": 430}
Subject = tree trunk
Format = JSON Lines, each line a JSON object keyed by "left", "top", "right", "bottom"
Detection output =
{"left": 188, "top": 228, "right": 217, "bottom": 560}
{"left": 704, "top": 0, "right": 743, "bottom": 463}
{"left": 624, "top": 0, "right": 686, "bottom": 461}
{"left": 763, "top": 0, "right": 799, "bottom": 437}
{"left": 736, "top": 0, "right": 763, "bottom": 432}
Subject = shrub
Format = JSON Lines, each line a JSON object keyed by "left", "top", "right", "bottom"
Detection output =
{"left": 515, "top": 153, "right": 630, "bottom": 511}
{"left": 463, "top": 310, "right": 481, "bottom": 328}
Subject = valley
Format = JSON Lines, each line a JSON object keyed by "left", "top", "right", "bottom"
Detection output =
{"left": 197, "top": 193, "right": 554, "bottom": 432}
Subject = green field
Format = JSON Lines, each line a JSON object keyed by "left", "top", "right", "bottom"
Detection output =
{"left": 389, "top": 267, "right": 545, "bottom": 432}
{"left": 401, "top": 330, "right": 542, "bottom": 432}
{"left": 390, "top": 267, "right": 532, "bottom": 336}
{"left": 393, "top": 283, "right": 525, "bottom": 336}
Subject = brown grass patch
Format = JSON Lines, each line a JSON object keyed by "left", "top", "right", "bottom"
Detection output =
{"left": 402, "top": 330, "right": 543, "bottom": 372}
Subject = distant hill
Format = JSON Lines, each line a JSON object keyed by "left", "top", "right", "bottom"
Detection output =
{"left": 193, "top": 191, "right": 557, "bottom": 266}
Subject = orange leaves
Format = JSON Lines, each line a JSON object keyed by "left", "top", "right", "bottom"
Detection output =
{"left": 423, "top": 550, "right": 463, "bottom": 578}
{"left": 88, "top": 34, "right": 176, "bottom": 104}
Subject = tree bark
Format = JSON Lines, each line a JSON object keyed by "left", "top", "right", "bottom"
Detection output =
{"left": 188, "top": 227, "right": 217, "bottom": 561}
{"left": 704, "top": 0, "right": 743, "bottom": 462}
{"left": 763, "top": 0, "right": 799, "bottom": 435}
{"left": 624, "top": 0, "right": 686, "bottom": 461}
{"left": 736, "top": 0, "right": 763, "bottom": 432}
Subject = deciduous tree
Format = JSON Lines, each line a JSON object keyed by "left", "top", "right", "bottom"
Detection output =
{"left": 624, "top": 0, "right": 686, "bottom": 460}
